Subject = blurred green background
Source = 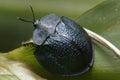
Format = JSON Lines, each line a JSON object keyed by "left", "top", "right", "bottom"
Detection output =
{"left": 0, "top": 0, "right": 105, "bottom": 52}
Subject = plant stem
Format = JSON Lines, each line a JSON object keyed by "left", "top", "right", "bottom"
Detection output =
{"left": 84, "top": 28, "right": 120, "bottom": 58}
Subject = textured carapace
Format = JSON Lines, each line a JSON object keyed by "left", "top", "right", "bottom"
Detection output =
{"left": 33, "top": 14, "right": 94, "bottom": 76}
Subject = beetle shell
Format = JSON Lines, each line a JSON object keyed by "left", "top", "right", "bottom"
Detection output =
{"left": 34, "top": 14, "right": 94, "bottom": 76}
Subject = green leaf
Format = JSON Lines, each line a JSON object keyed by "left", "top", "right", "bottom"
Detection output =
{"left": 1, "top": 0, "right": 120, "bottom": 80}
{"left": 77, "top": 0, "right": 120, "bottom": 80}
{"left": 0, "top": 53, "right": 46, "bottom": 80}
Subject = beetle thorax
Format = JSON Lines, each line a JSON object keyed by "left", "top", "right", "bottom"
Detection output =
{"left": 33, "top": 14, "right": 60, "bottom": 45}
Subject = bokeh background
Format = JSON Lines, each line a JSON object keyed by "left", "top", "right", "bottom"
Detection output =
{"left": 0, "top": 0, "right": 105, "bottom": 52}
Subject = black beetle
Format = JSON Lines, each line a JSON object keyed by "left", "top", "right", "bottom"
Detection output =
{"left": 18, "top": 6, "right": 94, "bottom": 76}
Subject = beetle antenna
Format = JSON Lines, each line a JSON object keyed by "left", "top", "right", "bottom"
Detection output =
{"left": 17, "top": 5, "right": 36, "bottom": 25}
{"left": 17, "top": 17, "right": 34, "bottom": 23}
{"left": 29, "top": 5, "right": 36, "bottom": 22}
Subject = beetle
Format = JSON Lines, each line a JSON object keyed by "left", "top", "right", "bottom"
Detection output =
{"left": 18, "top": 6, "right": 94, "bottom": 76}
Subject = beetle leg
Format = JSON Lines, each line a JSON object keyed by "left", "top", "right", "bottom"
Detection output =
{"left": 22, "top": 42, "right": 34, "bottom": 46}
{"left": 22, "top": 39, "right": 35, "bottom": 46}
